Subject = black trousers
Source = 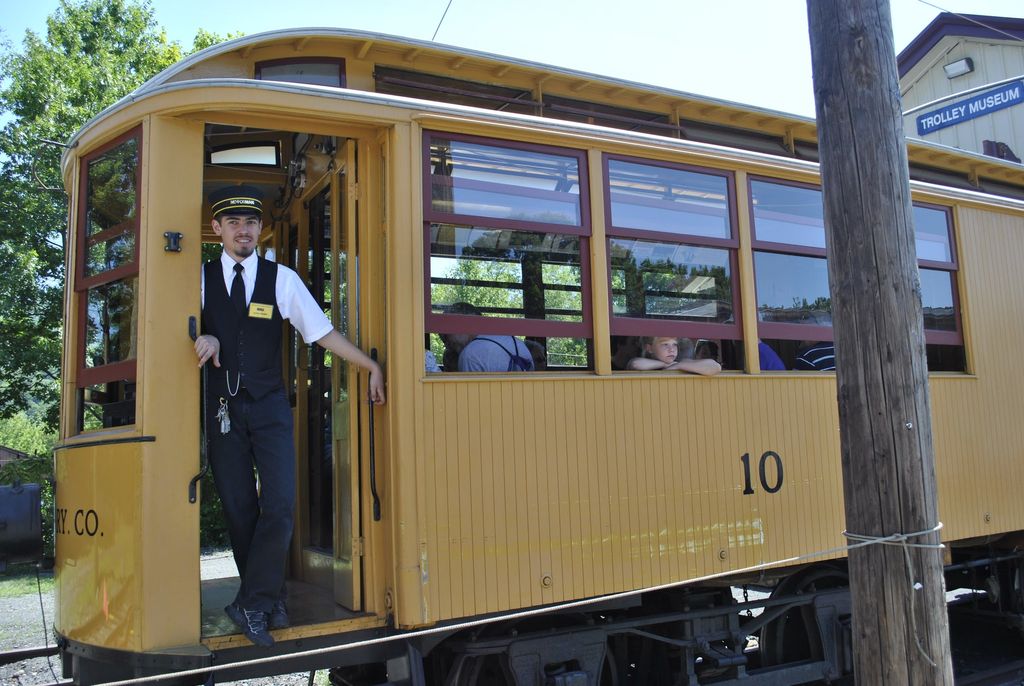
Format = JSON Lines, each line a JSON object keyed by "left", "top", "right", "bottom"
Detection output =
{"left": 207, "top": 387, "right": 295, "bottom": 612}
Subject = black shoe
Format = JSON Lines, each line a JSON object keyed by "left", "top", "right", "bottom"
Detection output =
{"left": 269, "top": 600, "right": 289, "bottom": 630}
{"left": 225, "top": 603, "right": 275, "bottom": 648}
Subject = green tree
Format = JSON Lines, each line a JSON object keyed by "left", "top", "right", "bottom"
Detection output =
{"left": 0, "top": 0, "right": 234, "bottom": 428}
{"left": 0, "top": 411, "right": 57, "bottom": 457}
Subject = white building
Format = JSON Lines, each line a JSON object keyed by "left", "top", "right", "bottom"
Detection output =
{"left": 899, "top": 13, "right": 1024, "bottom": 163}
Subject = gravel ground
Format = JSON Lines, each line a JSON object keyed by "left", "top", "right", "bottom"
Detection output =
{"left": 0, "top": 585, "right": 63, "bottom": 686}
{"left": 0, "top": 553, "right": 330, "bottom": 686}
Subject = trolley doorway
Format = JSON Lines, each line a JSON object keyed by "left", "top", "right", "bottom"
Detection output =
{"left": 200, "top": 124, "right": 380, "bottom": 637}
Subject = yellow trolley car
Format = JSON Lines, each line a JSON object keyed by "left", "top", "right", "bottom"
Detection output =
{"left": 53, "top": 28, "right": 1024, "bottom": 685}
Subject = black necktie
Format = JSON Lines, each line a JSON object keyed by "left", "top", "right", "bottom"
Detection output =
{"left": 231, "top": 263, "right": 245, "bottom": 313}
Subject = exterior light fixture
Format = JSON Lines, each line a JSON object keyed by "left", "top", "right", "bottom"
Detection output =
{"left": 943, "top": 57, "right": 974, "bottom": 79}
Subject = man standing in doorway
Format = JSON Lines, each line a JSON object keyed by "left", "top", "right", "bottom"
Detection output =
{"left": 194, "top": 185, "right": 385, "bottom": 647}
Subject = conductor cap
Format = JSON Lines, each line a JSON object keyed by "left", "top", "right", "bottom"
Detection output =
{"left": 209, "top": 185, "right": 263, "bottom": 217}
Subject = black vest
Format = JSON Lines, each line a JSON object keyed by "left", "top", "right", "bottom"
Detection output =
{"left": 202, "top": 257, "right": 284, "bottom": 400}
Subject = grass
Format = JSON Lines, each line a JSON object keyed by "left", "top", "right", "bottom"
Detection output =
{"left": 0, "top": 565, "right": 54, "bottom": 599}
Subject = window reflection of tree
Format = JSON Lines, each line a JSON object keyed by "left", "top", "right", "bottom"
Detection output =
{"left": 85, "top": 279, "right": 136, "bottom": 367}
{"left": 86, "top": 141, "right": 137, "bottom": 235}
{"left": 77, "top": 135, "right": 140, "bottom": 431}
{"left": 610, "top": 243, "right": 732, "bottom": 323}
{"left": 429, "top": 226, "right": 587, "bottom": 367}
{"left": 431, "top": 227, "right": 582, "bottom": 321}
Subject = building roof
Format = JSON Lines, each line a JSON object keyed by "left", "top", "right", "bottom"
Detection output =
{"left": 898, "top": 13, "right": 1024, "bottom": 78}
{"left": 0, "top": 445, "right": 32, "bottom": 469}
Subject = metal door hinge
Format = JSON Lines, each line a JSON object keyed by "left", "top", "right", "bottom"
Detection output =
{"left": 354, "top": 536, "right": 365, "bottom": 557}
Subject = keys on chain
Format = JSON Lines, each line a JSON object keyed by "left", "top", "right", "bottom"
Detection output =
{"left": 216, "top": 397, "right": 231, "bottom": 434}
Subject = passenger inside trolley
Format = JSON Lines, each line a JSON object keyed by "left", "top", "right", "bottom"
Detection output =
{"left": 694, "top": 339, "right": 720, "bottom": 362}
{"left": 793, "top": 312, "right": 836, "bottom": 371}
{"left": 525, "top": 340, "right": 547, "bottom": 370}
{"left": 627, "top": 336, "right": 722, "bottom": 375}
{"left": 610, "top": 335, "right": 642, "bottom": 370}
{"left": 794, "top": 341, "right": 837, "bottom": 371}
{"left": 459, "top": 335, "right": 534, "bottom": 372}
{"left": 435, "top": 302, "right": 478, "bottom": 371}
{"left": 758, "top": 340, "right": 787, "bottom": 370}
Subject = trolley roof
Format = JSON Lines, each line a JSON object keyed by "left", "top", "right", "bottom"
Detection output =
{"left": 64, "top": 27, "right": 1024, "bottom": 197}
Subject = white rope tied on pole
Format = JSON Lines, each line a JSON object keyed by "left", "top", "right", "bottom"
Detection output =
{"left": 842, "top": 522, "right": 945, "bottom": 551}
{"left": 842, "top": 523, "right": 945, "bottom": 668}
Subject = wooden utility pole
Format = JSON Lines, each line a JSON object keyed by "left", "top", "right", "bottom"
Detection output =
{"left": 806, "top": 1, "right": 953, "bottom": 683}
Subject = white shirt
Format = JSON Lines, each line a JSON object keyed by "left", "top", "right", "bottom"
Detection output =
{"left": 201, "top": 251, "right": 334, "bottom": 344}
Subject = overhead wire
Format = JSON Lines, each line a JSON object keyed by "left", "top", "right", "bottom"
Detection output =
{"left": 914, "top": 0, "right": 1024, "bottom": 44}
{"left": 431, "top": 0, "right": 455, "bottom": 42}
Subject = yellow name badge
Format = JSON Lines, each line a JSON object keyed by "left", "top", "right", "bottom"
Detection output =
{"left": 248, "top": 302, "right": 274, "bottom": 319}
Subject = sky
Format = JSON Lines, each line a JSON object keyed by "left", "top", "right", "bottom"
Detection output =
{"left": 1, "top": 0, "right": 1022, "bottom": 118}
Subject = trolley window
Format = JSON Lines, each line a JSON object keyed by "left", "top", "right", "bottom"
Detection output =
{"left": 74, "top": 127, "right": 141, "bottom": 431}
{"left": 913, "top": 203, "right": 963, "bottom": 370}
{"left": 750, "top": 179, "right": 830, "bottom": 341}
{"left": 914, "top": 203, "right": 955, "bottom": 266}
{"left": 208, "top": 142, "right": 281, "bottom": 167}
{"left": 425, "top": 133, "right": 591, "bottom": 371}
{"left": 255, "top": 58, "right": 345, "bottom": 88}
{"left": 375, "top": 66, "right": 537, "bottom": 116}
{"left": 605, "top": 155, "right": 742, "bottom": 370}
{"left": 543, "top": 95, "right": 673, "bottom": 137}
{"left": 750, "top": 178, "right": 964, "bottom": 370}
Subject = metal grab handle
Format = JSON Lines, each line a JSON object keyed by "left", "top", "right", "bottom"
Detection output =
{"left": 369, "top": 348, "right": 381, "bottom": 521}
{"left": 188, "top": 316, "right": 209, "bottom": 504}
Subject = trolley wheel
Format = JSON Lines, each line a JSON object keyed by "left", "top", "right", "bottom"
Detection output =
{"left": 759, "top": 563, "right": 849, "bottom": 666}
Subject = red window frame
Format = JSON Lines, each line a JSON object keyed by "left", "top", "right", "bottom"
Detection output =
{"left": 75, "top": 126, "right": 141, "bottom": 389}
{"left": 604, "top": 153, "right": 742, "bottom": 341}
{"left": 749, "top": 176, "right": 963, "bottom": 346}
{"left": 423, "top": 131, "right": 592, "bottom": 342}
{"left": 913, "top": 202, "right": 962, "bottom": 346}
{"left": 749, "top": 176, "right": 830, "bottom": 342}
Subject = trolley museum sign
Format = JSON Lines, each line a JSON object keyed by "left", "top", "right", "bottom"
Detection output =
{"left": 916, "top": 81, "right": 1024, "bottom": 136}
